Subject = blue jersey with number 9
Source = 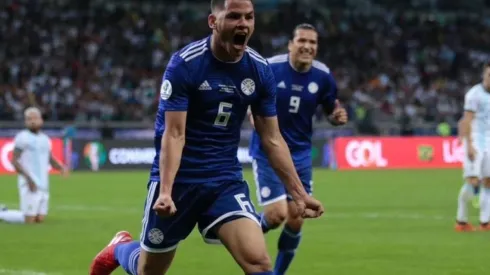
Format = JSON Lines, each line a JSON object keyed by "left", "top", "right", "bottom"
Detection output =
{"left": 149, "top": 36, "right": 277, "bottom": 184}
{"left": 248, "top": 54, "right": 337, "bottom": 169}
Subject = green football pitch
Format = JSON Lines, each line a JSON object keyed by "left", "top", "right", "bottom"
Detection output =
{"left": 0, "top": 169, "right": 487, "bottom": 275}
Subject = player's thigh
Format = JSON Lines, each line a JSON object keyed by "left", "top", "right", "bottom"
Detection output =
{"left": 480, "top": 152, "right": 490, "bottom": 187}
{"left": 197, "top": 180, "right": 271, "bottom": 272}
{"left": 217, "top": 218, "right": 272, "bottom": 273}
{"left": 197, "top": 180, "right": 260, "bottom": 243}
{"left": 252, "top": 158, "right": 288, "bottom": 206}
{"left": 35, "top": 192, "right": 49, "bottom": 223}
{"left": 463, "top": 152, "right": 482, "bottom": 184}
{"left": 139, "top": 181, "right": 201, "bottom": 272}
{"left": 19, "top": 185, "right": 42, "bottom": 218}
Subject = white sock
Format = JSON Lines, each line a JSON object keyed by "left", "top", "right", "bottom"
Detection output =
{"left": 0, "top": 209, "right": 25, "bottom": 223}
{"left": 457, "top": 183, "right": 474, "bottom": 223}
{"left": 479, "top": 187, "right": 490, "bottom": 224}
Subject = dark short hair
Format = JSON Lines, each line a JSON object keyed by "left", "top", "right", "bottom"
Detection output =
{"left": 484, "top": 61, "right": 490, "bottom": 70}
{"left": 291, "top": 23, "right": 317, "bottom": 40}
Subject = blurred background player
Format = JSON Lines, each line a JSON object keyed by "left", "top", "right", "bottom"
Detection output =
{"left": 458, "top": 118, "right": 480, "bottom": 209}
{"left": 248, "top": 23, "right": 348, "bottom": 274}
{"left": 89, "top": 1, "right": 323, "bottom": 275}
{"left": 455, "top": 62, "right": 490, "bottom": 232}
{"left": 0, "top": 107, "right": 68, "bottom": 224}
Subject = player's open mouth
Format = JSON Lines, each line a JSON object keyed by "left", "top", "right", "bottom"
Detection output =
{"left": 233, "top": 34, "right": 247, "bottom": 47}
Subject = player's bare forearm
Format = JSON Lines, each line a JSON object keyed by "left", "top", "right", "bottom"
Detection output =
{"left": 49, "top": 154, "right": 64, "bottom": 171}
{"left": 253, "top": 115, "right": 306, "bottom": 198}
{"left": 160, "top": 111, "right": 187, "bottom": 195}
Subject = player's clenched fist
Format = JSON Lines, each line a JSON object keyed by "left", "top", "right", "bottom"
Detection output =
{"left": 153, "top": 193, "right": 177, "bottom": 217}
{"left": 330, "top": 100, "right": 348, "bottom": 125}
{"left": 302, "top": 195, "right": 324, "bottom": 218}
{"left": 289, "top": 193, "right": 324, "bottom": 219}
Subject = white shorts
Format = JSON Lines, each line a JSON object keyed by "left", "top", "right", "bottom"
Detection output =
{"left": 463, "top": 150, "right": 490, "bottom": 179}
{"left": 19, "top": 185, "right": 50, "bottom": 217}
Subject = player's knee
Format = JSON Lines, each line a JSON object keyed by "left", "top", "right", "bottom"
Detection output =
{"left": 242, "top": 251, "right": 272, "bottom": 273}
{"left": 482, "top": 178, "right": 490, "bottom": 188}
{"left": 286, "top": 215, "right": 304, "bottom": 232}
{"left": 466, "top": 177, "right": 480, "bottom": 185}
{"left": 264, "top": 204, "right": 287, "bottom": 228}
{"left": 24, "top": 216, "right": 36, "bottom": 224}
{"left": 35, "top": 215, "right": 45, "bottom": 223}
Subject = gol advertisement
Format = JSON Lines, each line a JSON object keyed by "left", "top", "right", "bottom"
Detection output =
{"left": 334, "top": 137, "right": 463, "bottom": 170}
{"left": 0, "top": 138, "right": 65, "bottom": 174}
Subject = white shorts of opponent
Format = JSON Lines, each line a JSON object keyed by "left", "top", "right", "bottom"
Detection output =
{"left": 463, "top": 147, "right": 490, "bottom": 179}
{"left": 18, "top": 185, "right": 50, "bottom": 217}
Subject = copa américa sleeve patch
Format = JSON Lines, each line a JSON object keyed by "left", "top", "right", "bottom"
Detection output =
{"left": 160, "top": 79, "right": 172, "bottom": 100}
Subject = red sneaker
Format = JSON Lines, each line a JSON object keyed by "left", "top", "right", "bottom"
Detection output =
{"left": 89, "top": 231, "right": 133, "bottom": 275}
{"left": 479, "top": 223, "right": 490, "bottom": 231}
{"left": 454, "top": 222, "right": 476, "bottom": 232}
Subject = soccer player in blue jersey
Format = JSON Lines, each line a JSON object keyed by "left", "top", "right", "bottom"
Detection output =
{"left": 248, "top": 23, "right": 348, "bottom": 274}
{"left": 89, "top": 1, "right": 323, "bottom": 275}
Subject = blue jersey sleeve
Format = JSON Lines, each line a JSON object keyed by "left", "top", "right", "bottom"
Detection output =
{"left": 321, "top": 73, "right": 338, "bottom": 115}
{"left": 160, "top": 55, "right": 191, "bottom": 111}
{"left": 251, "top": 65, "right": 277, "bottom": 117}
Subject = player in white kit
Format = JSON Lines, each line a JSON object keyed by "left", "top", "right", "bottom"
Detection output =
{"left": 455, "top": 63, "right": 490, "bottom": 232}
{"left": 0, "top": 107, "right": 68, "bottom": 224}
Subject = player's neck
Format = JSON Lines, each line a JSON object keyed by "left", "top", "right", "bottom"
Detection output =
{"left": 288, "top": 56, "right": 311, "bottom": 73}
{"left": 483, "top": 83, "right": 490, "bottom": 92}
{"left": 28, "top": 128, "right": 39, "bottom": 134}
{"left": 210, "top": 35, "right": 242, "bottom": 63}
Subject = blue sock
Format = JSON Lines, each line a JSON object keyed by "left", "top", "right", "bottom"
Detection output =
{"left": 275, "top": 225, "right": 301, "bottom": 275}
{"left": 259, "top": 212, "right": 271, "bottom": 233}
{"left": 114, "top": 241, "right": 140, "bottom": 275}
{"left": 249, "top": 272, "right": 273, "bottom": 275}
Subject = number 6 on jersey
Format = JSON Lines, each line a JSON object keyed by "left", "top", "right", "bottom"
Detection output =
{"left": 214, "top": 102, "right": 233, "bottom": 127}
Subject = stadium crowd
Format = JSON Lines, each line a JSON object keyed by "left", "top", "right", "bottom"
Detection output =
{"left": 1, "top": 0, "right": 490, "bottom": 129}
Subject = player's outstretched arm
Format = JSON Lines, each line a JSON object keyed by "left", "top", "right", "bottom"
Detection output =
{"left": 49, "top": 152, "right": 68, "bottom": 176}
{"left": 253, "top": 115, "right": 304, "bottom": 198}
{"left": 253, "top": 114, "right": 323, "bottom": 218}
{"left": 462, "top": 89, "right": 477, "bottom": 160}
{"left": 160, "top": 111, "right": 187, "bottom": 195}
{"left": 12, "top": 134, "right": 37, "bottom": 192}
{"left": 459, "top": 112, "right": 473, "bottom": 142}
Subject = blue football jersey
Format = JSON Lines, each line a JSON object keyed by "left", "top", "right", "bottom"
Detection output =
{"left": 249, "top": 53, "right": 337, "bottom": 166}
{"left": 150, "top": 36, "right": 277, "bottom": 184}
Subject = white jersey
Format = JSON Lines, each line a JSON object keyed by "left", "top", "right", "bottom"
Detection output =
{"left": 464, "top": 83, "right": 490, "bottom": 152}
{"left": 13, "top": 130, "right": 52, "bottom": 191}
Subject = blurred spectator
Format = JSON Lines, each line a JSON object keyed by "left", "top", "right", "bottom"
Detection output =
{"left": 1, "top": 0, "right": 490, "bottom": 128}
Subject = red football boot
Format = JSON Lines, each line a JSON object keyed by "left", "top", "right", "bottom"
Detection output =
{"left": 90, "top": 231, "right": 133, "bottom": 275}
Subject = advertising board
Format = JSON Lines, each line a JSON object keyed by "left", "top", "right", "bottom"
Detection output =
{"left": 334, "top": 137, "right": 462, "bottom": 170}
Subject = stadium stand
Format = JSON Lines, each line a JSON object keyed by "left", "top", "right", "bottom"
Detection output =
{"left": 1, "top": 0, "right": 490, "bottom": 136}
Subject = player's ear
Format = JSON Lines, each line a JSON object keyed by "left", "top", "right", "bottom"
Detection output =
{"left": 288, "top": 40, "right": 294, "bottom": 52}
{"left": 208, "top": 14, "right": 217, "bottom": 29}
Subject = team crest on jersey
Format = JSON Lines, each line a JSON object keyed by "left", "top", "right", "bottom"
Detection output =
{"left": 148, "top": 228, "right": 164, "bottom": 244}
{"left": 308, "top": 82, "right": 319, "bottom": 94}
{"left": 241, "top": 78, "right": 255, "bottom": 96}
{"left": 261, "top": 187, "right": 271, "bottom": 198}
{"left": 160, "top": 80, "right": 172, "bottom": 100}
